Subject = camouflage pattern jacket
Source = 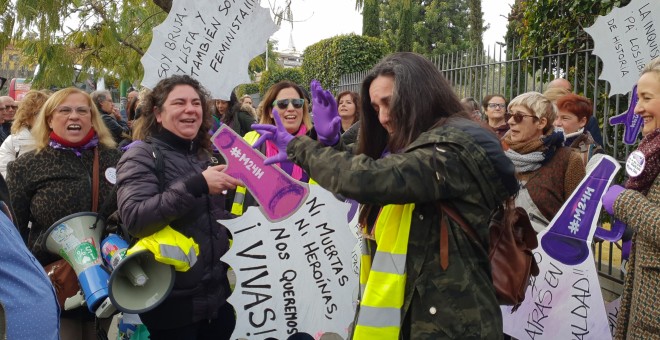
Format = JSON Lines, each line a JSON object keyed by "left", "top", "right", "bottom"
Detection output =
{"left": 287, "top": 118, "right": 517, "bottom": 339}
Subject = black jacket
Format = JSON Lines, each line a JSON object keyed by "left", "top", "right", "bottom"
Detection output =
{"left": 116, "top": 129, "right": 232, "bottom": 330}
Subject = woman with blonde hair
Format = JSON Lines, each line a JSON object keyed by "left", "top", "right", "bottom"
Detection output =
{"left": 231, "top": 81, "right": 312, "bottom": 215}
{"left": 6, "top": 87, "right": 120, "bottom": 340}
{"left": 0, "top": 90, "right": 49, "bottom": 177}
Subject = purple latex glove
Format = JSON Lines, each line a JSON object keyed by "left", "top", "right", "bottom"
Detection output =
{"left": 311, "top": 79, "right": 341, "bottom": 145}
{"left": 602, "top": 185, "right": 625, "bottom": 215}
{"left": 251, "top": 108, "right": 294, "bottom": 165}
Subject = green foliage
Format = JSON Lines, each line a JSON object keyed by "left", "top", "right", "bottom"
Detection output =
{"left": 238, "top": 83, "right": 260, "bottom": 96}
{"left": 396, "top": 0, "right": 413, "bottom": 52}
{"left": 301, "top": 34, "right": 387, "bottom": 91}
{"left": 5, "top": 0, "right": 166, "bottom": 89}
{"left": 381, "top": 0, "right": 472, "bottom": 56}
{"left": 258, "top": 67, "right": 304, "bottom": 95}
{"left": 506, "top": 0, "right": 632, "bottom": 58}
{"left": 362, "top": 0, "right": 380, "bottom": 38}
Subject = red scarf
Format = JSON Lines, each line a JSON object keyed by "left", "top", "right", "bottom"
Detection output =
{"left": 626, "top": 128, "right": 660, "bottom": 195}
{"left": 49, "top": 128, "right": 96, "bottom": 147}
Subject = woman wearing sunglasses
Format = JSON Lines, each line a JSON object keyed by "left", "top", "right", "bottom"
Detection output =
{"left": 230, "top": 81, "right": 313, "bottom": 216}
{"left": 503, "top": 91, "right": 585, "bottom": 232}
{"left": 482, "top": 94, "right": 509, "bottom": 138}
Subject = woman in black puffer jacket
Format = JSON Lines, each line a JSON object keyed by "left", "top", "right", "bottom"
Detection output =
{"left": 116, "top": 75, "right": 241, "bottom": 339}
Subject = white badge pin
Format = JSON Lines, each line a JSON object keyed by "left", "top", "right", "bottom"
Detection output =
{"left": 626, "top": 150, "right": 645, "bottom": 177}
{"left": 105, "top": 167, "right": 117, "bottom": 185}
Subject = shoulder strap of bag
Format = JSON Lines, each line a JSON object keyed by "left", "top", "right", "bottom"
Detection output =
{"left": 92, "top": 147, "right": 99, "bottom": 212}
{"left": 434, "top": 202, "right": 485, "bottom": 270}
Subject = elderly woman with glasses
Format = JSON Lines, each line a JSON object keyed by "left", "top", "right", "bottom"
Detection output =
{"left": 230, "top": 80, "right": 313, "bottom": 216}
{"left": 6, "top": 87, "right": 121, "bottom": 340}
{"left": 503, "top": 91, "right": 585, "bottom": 231}
{"left": 482, "top": 94, "right": 509, "bottom": 138}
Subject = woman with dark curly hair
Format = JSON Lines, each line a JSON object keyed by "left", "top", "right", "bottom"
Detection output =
{"left": 117, "top": 75, "right": 240, "bottom": 339}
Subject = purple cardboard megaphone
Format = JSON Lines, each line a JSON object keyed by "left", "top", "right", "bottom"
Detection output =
{"left": 541, "top": 156, "right": 619, "bottom": 265}
{"left": 609, "top": 85, "right": 643, "bottom": 145}
{"left": 212, "top": 126, "right": 309, "bottom": 221}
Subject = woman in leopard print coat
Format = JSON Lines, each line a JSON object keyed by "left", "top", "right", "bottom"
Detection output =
{"left": 6, "top": 87, "right": 121, "bottom": 340}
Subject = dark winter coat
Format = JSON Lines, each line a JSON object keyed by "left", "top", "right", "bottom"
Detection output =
{"left": 286, "top": 117, "right": 517, "bottom": 339}
{"left": 6, "top": 145, "right": 121, "bottom": 265}
{"left": 116, "top": 129, "right": 233, "bottom": 330}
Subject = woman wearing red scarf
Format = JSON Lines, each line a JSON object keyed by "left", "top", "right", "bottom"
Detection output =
{"left": 230, "top": 81, "right": 313, "bottom": 215}
{"left": 602, "top": 57, "right": 660, "bottom": 340}
{"left": 6, "top": 87, "right": 121, "bottom": 340}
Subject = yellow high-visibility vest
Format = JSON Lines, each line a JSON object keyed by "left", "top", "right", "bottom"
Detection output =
{"left": 353, "top": 203, "right": 414, "bottom": 339}
{"left": 127, "top": 226, "right": 200, "bottom": 272}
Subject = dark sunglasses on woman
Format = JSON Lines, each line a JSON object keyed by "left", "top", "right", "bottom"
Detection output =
{"left": 273, "top": 98, "right": 305, "bottom": 110}
{"left": 504, "top": 111, "right": 539, "bottom": 123}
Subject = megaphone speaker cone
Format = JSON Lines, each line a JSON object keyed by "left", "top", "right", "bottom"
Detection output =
{"left": 109, "top": 250, "right": 175, "bottom": 314}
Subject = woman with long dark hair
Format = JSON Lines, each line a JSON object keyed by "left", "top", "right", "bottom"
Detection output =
{"left": 252, "top": 52, "right": 518, "bottom": 339}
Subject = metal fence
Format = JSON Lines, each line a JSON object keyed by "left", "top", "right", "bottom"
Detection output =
{"left": 335, "top": 41, "right": 631, "bottom": 292}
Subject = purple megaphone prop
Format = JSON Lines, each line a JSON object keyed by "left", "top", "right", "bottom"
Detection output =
{"left": 609, "top": 84, "right": 643, "bottom": 145}
{"left": 212, "top": 125, "right": 309, "bottom": 221}
{"left": 541, "top": 156, "right": 619, "bottom": 266}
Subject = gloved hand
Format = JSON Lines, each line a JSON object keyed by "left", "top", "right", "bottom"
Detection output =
{"left": 602, "top": 185, "right": 625, "bottom": 215}
{"left": 311, "top": 79, "right": 341, "bottom": 145}
{"left": 251, "top": 108, "right": 294, "bottom": 165}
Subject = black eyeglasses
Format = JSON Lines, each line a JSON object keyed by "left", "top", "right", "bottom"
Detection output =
{"left": 505, "top": 112, "right": 538, "bottom": 123}
{"left": 272, "top": 98, "right": 304, "bottom": 110}
{"left": 6, "top": 105, "right": 17, "bottom": 109}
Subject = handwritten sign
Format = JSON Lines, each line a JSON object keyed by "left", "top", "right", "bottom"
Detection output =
{"left": 605, "top": 297, "right": 622, "bottom": 337}
{"left": 220, "top": 186, "right": 360, "bottom": 339}
{"left": 585, "top": 0, "right": 660, "bottom": 96}
{"left": 141, "top": 0, "right": 278, "bottom": 100}
{"left": 213, "top": 127, "right": 360, "bottom": 339}
{"left": 502, "top": 155, "right": 621, "bottom": 339}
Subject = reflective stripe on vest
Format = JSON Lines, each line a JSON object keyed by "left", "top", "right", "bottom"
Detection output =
{"left": 354, "top": 203, "right": 414, "bottom": 339}
{"left": 127, "top": 225, "right": 200, "bottom": 272}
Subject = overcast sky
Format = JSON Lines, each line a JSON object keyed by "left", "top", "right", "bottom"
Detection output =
{"left": 262, "top": 0, "right": 515, "bottom": 53}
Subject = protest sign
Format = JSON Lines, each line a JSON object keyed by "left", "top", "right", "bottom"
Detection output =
{"left": 503, "top": 155, "right": 621, "bottom": 340}
{"left": 605, "top": 297, "right": 622, "bottom": 337}
{"left": 213, "top": 127, "right": 360, "bottom": 339}
{"left": 141, "top": 0, "right": 277, "bottom": 99}
{"left": 584, "top": 0, "right": 660, "bottom": 97}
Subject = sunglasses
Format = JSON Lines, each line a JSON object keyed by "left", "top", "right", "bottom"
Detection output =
{"left": 504, "top": 112, "right": 538, "bottom": 123}
{"left": 272, "top": 98, "right": 304, "bottom": 110}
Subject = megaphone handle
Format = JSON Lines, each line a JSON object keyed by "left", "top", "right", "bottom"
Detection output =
{"left": 64, "top": 290, "right": 85, "bottom": 310}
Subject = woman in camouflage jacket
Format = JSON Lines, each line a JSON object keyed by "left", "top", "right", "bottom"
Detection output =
{"left": 254, "top": 52, "right": 518, "bottom": 339}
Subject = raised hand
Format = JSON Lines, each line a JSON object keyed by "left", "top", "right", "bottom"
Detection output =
{"left": 251, "top": 108, "right": 295, "bottom": 165}
{"left": 311, "top": 79, "right": 341, "bottom": 145}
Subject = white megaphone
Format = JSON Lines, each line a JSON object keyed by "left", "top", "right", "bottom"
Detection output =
{"left": 106, "top": 236, "right": 175, "bottom": 314}
{"left": 41, "top": 212, "right": 110, "bottom": 312}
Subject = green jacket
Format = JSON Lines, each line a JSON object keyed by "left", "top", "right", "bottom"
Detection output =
{"left": 287, "top": 118, "right": 516, "bottom": 339}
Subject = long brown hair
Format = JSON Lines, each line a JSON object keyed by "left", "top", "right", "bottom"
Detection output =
{"left": 357, "top": 52, "right": 468, "bottom": 226}
{"left": 258, "top": 81, "right": 312, "bottom": 130}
